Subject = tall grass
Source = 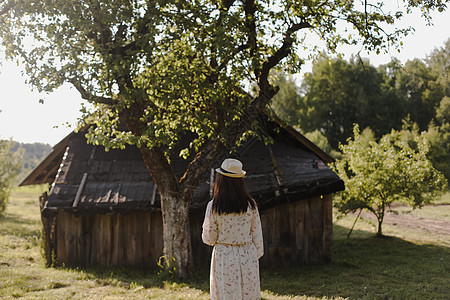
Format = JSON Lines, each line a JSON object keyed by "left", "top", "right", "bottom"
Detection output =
{"left": 0, "top": 187, "right": 449, "bottom": 299}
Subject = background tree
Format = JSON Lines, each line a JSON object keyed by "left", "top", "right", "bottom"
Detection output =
{"left": 426, "top": 97, "right": 450, "bottom": 180}
{"left": 332, "top": 125, "right": 447, "bottom": 236}
{"left": 425, "top": 39, "right": 450, "bottom": 180}
{"left": 426, "top": 38, "right": 450, "bottom": 98}
{"left": 392, "top": 59, "right": 444, "bottom": 130}
{"left": 1, "top": 0, "right": 448, "bottom": 277}
{"left": 0, "top": 138, "right": 22, "bottom": 214}
{"left": 296, "top": 56, "right": 407, "bottom": 148}
{"left": 270, "top": 73, "right": 302, "bottom": 126}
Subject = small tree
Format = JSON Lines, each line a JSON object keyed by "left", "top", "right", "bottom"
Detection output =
{"left": 332, "top": 125, "right": 447, "bottom": 236}
{"left": 0, "top": 139, "right": 22, "bottom": 214}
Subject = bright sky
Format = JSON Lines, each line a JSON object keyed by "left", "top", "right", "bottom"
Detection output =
{"left": 0, "top": 6, "right": 449, "bottom": 146}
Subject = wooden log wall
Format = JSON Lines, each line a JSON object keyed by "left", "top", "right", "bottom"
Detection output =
{"left": 190, "top": 211, "right": 213, "bottom": 267}
{"left": 191, "top": 194, "right": 333, "bottom": 267}
{"left": 53, "top": 193, "right": 332, "bottom": 268}
{"left": 55, "top": 211, "right": 163, "bottom": 268}
{"left": 40, "top": 192, "right": 57, "bottom": 267}
{"left": 259, "top": 194, "right": 333, "bottom": 266}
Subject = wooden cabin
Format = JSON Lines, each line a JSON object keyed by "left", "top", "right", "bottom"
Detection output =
{"left": 20, "top": 116, "right": 344, "bottom": 269}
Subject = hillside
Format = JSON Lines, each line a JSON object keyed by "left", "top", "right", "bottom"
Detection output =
{"left": 11, "top": 142, "right": 52, "bottom": 184}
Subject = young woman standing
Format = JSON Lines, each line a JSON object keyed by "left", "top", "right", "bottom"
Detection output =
{"left": 202, "top": 158, "right": 264, "bottom": 300}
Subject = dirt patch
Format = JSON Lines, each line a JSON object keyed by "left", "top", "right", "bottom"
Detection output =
{"left": 352, "top": 204, "right": 450, "bottom": 237}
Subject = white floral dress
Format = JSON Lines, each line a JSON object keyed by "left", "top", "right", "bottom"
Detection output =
{"left": 202, "top": 200, "right": 264, "bottom": 300}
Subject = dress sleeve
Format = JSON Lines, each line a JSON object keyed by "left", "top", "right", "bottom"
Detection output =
{"left": 251, "top": 208, "right": 264, "bottom": 259}
{"left": 202, "top": 201, "right": 218, "bottom": 246}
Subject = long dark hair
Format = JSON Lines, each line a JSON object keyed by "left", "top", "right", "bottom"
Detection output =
{"left": 211, "top": 173, "right": 257, "bottom": 215}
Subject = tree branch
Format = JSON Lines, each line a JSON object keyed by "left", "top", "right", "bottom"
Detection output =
{"left": 213, "top": 42, "right": 250, "bottom": 74}
{"left": 244, "top": 0, "right": 257, "bottom": 64}
{"left": 111, "top": 2, "right": 157, "bottom": 56}
{"left": 258, "top": 21, "right": 312, "bottom": 88}
{"left": 89, "top": 0, "right": 112, "bottom": 47}
{"left": 179, "top": 138, "right": 226, "bottom": 197}
{"left": 179, "top": 90, "right": 258, "bottom": 194}
{"left": 70, "top": 79, "right": 118, "bottom": 105}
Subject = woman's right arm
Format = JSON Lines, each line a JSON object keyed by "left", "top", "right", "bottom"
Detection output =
{"left": 202, "top": 201, "right": 218, "bottom": 246}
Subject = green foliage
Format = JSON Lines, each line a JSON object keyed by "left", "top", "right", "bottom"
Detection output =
{"left": 332, "top": 124, "right": 447, "bottom": 236}
{"left": 426, "top": 38, "right": 450, "bottom": 97}
{"left": 157, "top": 255, "right": 178, "bottom": 281}
{"left": 303, "top": 129, "right": 340, "bottom": 159}
{"left": 296, "top": 56, "right": 408, "bottom": 148}
{"left": 426, "top": 97, "right": 450, "bottom": 180}
{"left": 0, "top": 139, "right": 22, "bottom": 214}
{"left": 0, "top": 0, "right": 446, "bottom": 156}
{"left": 269, "top": 73, "right": 302, "bottom": 126}
{"left": 271, "top": 40, "right": 450, "bottom": 179}
{"left": 392, "top": 59, "right": 444, "bottom": 130}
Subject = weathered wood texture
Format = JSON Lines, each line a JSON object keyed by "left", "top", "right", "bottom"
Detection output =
{"left": 40, "top": 192, "right": 57, "bottom": 266}
{"left": 53, "top": 193, "right": 332, "bottom": 268}
{"left": 259, "top": 194, "right": 333, "bottom": 266}
{"left": 189, "top": 193, "right": 333, "bottom": 268}
{"left": 55, "top": 211, "right": 163, "bottom": 268}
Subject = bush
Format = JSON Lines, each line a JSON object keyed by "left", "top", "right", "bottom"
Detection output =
{"left": 0, "top": 139, "right": 22, "bottom": 214}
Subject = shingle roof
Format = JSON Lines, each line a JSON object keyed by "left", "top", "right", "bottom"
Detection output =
{"left": 23, "top": 117, "right": 344, "bottom": 213}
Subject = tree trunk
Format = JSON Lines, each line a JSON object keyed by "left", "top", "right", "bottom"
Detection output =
{"left": 377, "top": 203, "right": 385, "bottom": 237}
{"left": 377, "top": 218, "right": 383, "bottom": 237}
{"left": 137, "top": 144, "right": 195, "bottom": 278}
{"left": 159, "top": 191, "right": 194, "bottom": 279}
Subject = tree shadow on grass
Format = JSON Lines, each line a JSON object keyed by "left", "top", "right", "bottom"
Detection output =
{"left": 63, "top": 264, "right": 210, "bottom": 295}
{"left": 259, "top": 224, "right": 450, "bottom": 299}
{"left": 48, "top": 224, "right": 449, "bottom": 299}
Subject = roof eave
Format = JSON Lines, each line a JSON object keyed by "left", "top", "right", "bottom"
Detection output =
{"left": 261, "top": 108, "right": 336, "bottom": 164}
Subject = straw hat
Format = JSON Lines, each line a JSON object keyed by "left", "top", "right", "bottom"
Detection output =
{"left": 215, "top": 158, "right": 246, "bottom": 178}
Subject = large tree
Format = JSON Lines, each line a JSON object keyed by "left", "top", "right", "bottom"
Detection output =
{"left": 1, "top": 0, "right": 448, "bottom": 277}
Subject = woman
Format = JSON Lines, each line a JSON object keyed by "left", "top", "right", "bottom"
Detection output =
{"left": 202, "top": 158, "right": 264, "bottom": 300}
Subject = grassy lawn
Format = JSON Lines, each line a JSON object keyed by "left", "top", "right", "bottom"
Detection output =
{"left": 1, "top": 186, "right": 449, "bottom": 299}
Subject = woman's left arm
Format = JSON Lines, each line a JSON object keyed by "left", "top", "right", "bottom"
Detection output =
{"left": 202, "top": 201, "right": 218, "bottom": 246}
{"left": 251, "top": 208, "right": 264, "bottom": 259}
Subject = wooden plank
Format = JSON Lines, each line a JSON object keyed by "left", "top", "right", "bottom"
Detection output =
{"left": 111, "top": 213, "right": 120, "bottom": 266}
{"left": 142, "top": 212, "right": 152, "bottom": 267}
{"left": 101, "top": 214, "right": 111, "bottom": 266}
{"left": 151, "top": 212, "right": 164, "bottom": 264}
{"left": 56, "top": 211, "right": 67, "bottom": 266}
{"left": 322, "top": 194, "right": 333, "bottom": 262}
{"left": 127, "top": 213, "right": 138, "bottom": 266}
{"left": 308, "top": 197, "right": 321, "bottom": 262}
{"left": 81, "top": 214, "right": 91, "bottom": 266}
{"left": 118, "top": 214, "right": 127, "bottom": 267}
{"left": 89, "top": 215, "right": 99, "bottom": 265}
{"left": 303, "top": 198, "right": 311, "bottom": 262}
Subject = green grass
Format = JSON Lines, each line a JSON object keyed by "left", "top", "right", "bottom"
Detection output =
{"left": 1, "top": 187, "right": 449, "bottom": 299}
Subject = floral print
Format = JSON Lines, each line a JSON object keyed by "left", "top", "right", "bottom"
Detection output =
{"left": 202, "top": 200, "right": 264, "bottom": 300}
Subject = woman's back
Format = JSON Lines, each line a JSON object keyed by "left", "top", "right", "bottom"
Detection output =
{"left": 203, "top": 200, "right": 263, "bottom": 253}
{"left": 202, "top": 159, "right": 264, "bottom": 299}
